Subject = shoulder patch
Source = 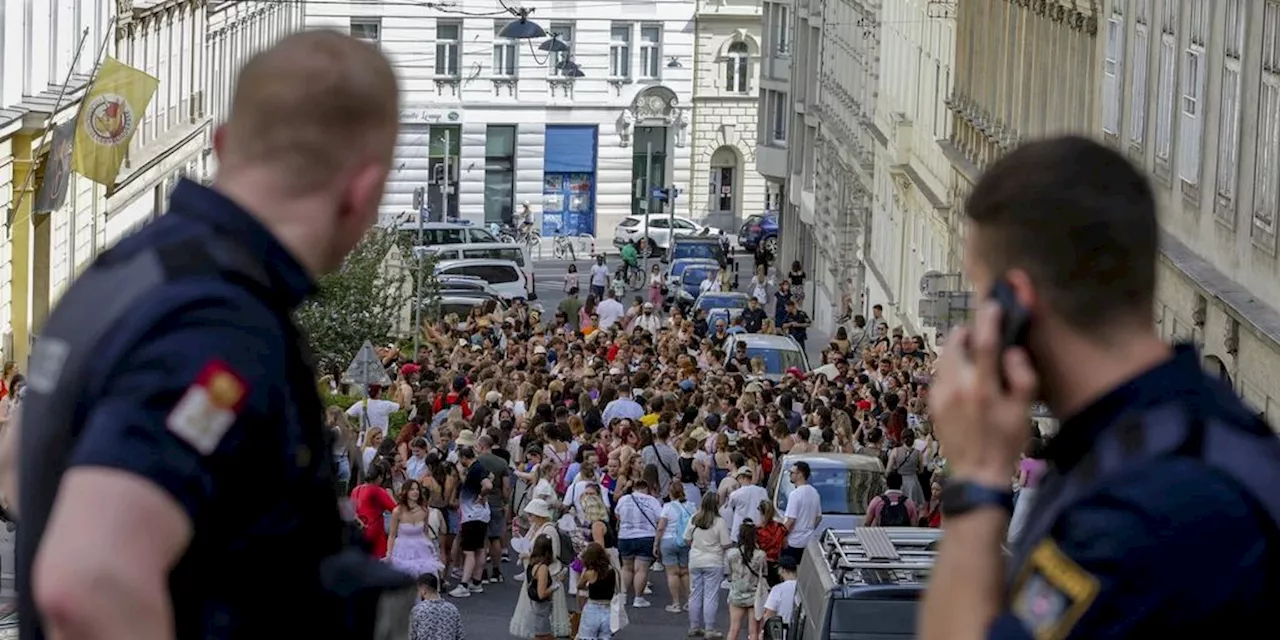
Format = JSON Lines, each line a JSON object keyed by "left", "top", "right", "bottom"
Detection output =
{"left": 1010, "top": 539, "right": 1100, "bottom": 640}
{"left": 166, "top": 360, "right": 248, "bottom": 455}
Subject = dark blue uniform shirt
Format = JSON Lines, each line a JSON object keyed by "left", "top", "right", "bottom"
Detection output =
{"left": 990, "top": 345, "right": 1277, "bottom": 639}
{"left": 65, "top": 180, "right": 342, "bottom": 634}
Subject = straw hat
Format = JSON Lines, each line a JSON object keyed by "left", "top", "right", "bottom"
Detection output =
{"left": 456, "top": 429, "right": 479, "bottom": 448}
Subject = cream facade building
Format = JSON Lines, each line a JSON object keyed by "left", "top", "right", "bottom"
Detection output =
{"left": 755, "top": 0, "right": 791, "bottom": 216}
{"left": 306, "top": 1, "right": 695, "bottom": 240}
{"left": 689, "top": 0, "right": 766, "bottom": 230}
{"left": 1098, "top": 0, "right": 1280, "bottom": 419}
{"left": 865, "top": 0, "right": 957, "bottom": 340}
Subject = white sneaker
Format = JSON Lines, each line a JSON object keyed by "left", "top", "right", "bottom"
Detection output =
{"left": 651, "top": 561, "right": 665, "bottom": 571}
{"left": 644, "top": 583, "right": 653, "bottom": 595}
{"left": 513, "top": 572, "right": 525, "bottom": 582}
{"left": 633, "top": 597, "right": 652, "bottom": 608}
{"left": 449, "top": 585, "right": 471, "bottom": 598}
{"left": 469, "top": 583, "right": 484, "bottom": 593}
{"left": 665, "top": 603, "right": 683, "bottom": 613}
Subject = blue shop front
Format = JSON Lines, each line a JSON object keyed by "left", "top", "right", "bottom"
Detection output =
{"left": 541, "top": 125, "right": 598, "bottom": 236}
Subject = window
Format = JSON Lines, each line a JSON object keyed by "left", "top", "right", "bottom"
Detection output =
{"left": 349, "top": 18, "right": 380, "bottom": 47}
{"left": 1255, "top": 1, "right": 1280, "bottom": 234}
{"left": 1130, "top": 0, "right": 1150, "bottom": 145}
{"left": 774, "top": 4, "right": 790, "bottom": 55}
{"left": 639, "top": 25, "right": 661, "bottom": 78}
{"left": 436, "top": 22, "right": 460, "bottom": 77}
{"left": 549, "top": 23, "right": 574, "bottom": 76}
{"left": 771, "top": 91, "right": 788, "bottom": 143}
{"left": 1153, "top": 2, "right": 1176, "bottom": 162}
{"left": 609, "top": 24, "right": 631, "bottom": 79}
{"left": 725, "top": 41, "right": 750, "bottom": 93}
{"left": 1217, "top": 0, "right": 1247, "bottom": 209}
{"left": 493, "top": 22, "right": 517, "bottom": 76}
{"left": 484, "top": 125, "right": 517, "bottom": 224}
{"left": 1102, "top": 4, "right": 1124, "bottom": 135}
{"left": 1179, "top": 0, "right": 1209, "bottom": 185}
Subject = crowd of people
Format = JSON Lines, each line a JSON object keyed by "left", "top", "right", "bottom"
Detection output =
{"left": 327, "top": 261, "right": 971, "bottom": 640}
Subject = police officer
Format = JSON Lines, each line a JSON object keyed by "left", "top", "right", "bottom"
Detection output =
{"left": 9, "top": 31, "right": 412, "bottom": 639}
{"left": 920, "top": 136, "right": 1280, "bottom": 639}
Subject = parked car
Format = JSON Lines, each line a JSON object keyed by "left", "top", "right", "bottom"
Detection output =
{"left": 693, "top": 291, "right": 751, "bottom": 328}
{"left": 430, "top": 294, "right": 508, "bottom": 321}
{"left": 721, "top": 332, "right": 810, "bottom": 381}
{"left": 739, "top": 211, "right": 779, "bottom": 254}
{"left": 392, "top": 220, "right": 500, "bottom": 246}
{"left": 665, "top": 257, "right": 721, "bottom": 290}
{"left": 613, "top": 214, "right": 726, "bottom": 256}
{"left": 421, "top": 242, "right": 535, "bottom": 299}
{"left": 434, "top": 258, "right": 531, "bottom": 301}
{"left": 435, "top": 275, "right": 507, "bottom": 300}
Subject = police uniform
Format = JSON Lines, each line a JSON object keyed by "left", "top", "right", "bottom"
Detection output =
{"left": 16, "top": 180, "right": 411, "bottom": 639}
{"left": 991, "top": 344, "right": 1280, "bottom": 639}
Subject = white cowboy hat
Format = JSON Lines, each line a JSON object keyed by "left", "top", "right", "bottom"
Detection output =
{"left": 524, "top": 498, "right": 554, "bottom": 519}
{"left": 456, "top": 429, "right": 479, "bottom": 448}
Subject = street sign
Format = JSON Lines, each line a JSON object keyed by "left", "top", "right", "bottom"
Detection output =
{"left": 342, "top": 340, "right": 392, "bottom": 388}
{"left": 918, "top": 290, "right": 976, "bottom": 328}
{"left": 919, "top": 271, "right": 963, "bottom": 297}
{"left": 652, "top": 187, "right": 668, "bottom": 201}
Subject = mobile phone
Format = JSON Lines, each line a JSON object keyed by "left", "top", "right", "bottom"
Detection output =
{"left": 987, "top": 279, "right": 1031, "bottom": 388}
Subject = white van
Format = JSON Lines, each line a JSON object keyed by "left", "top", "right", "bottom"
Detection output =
{"left": 425, "top": 243, "right": 535, "bottom": 299}
{"left": 434, "top": 259, "right": 530, "bottom": 301}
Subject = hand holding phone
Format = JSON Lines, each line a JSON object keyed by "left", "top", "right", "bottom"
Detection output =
{"left": 986, "top": 279, "right": 1031, "bottom": 389}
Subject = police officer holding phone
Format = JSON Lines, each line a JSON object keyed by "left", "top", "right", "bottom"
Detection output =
{"left": 920, "top": 137, "right": 1280, "bottom": 639}
{"left": 7, "top": 31, "right": 414, "bottom": 639}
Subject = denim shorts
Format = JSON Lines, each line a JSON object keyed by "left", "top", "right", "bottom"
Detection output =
{"left": 445, "top": 509, "right": 460, "bottom": 535}
{"left": 577, "top": 601, "right": 612, "bottom": 640}
{"left": 659, "top": 537, "right": 690, "bottom": 567}
{"left": 617, "top": 536, "right": 655, "bottom": 561}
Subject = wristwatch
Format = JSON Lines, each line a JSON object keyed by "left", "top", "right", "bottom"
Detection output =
{"left": 940, "top": 480, "right": 1015, "bottom": 517}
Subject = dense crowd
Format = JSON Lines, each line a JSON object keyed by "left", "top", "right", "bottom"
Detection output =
{"left": 327, "top": 276, "right": 961, "bottom": 640}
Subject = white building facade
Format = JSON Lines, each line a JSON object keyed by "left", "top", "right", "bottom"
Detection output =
{"left": 1098, "top": 0, "right": 1280, "bottom": 417}
{"left": 689, "top": 0, "right": 766, "bottom": 231}
{"left": 866, "top": 0, "right": 956, "bottom": 339}
{"left": 306, "top": 0, "right": 696, "bottom": 240}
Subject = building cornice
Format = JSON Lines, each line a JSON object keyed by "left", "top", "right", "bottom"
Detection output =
{"left": 1014, "top": 0, "right": 1098, "bottom": 36}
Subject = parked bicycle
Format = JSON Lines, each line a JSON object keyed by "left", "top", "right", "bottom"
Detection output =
{"left": 552, "top": 232, "right": 595, "bottom": 261}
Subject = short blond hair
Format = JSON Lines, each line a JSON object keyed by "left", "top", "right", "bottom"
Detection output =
{"left": 222, "top": 30, "right": 399, "bottom": 192}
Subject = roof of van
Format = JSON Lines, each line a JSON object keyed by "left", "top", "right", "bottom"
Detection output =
{"left": 434, "top": 258, "right": 521, "bottom": 269}
{"left": 780, "top": 452, "right": 885, "bottom": 472}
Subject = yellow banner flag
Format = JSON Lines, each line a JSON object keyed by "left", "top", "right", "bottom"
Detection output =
{"left": 72, "top": 57, "right": 159, "bottom": 187}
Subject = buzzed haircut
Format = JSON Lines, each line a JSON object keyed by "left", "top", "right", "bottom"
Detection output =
{"left": 222, "top": 30, "right": 399, "bottom": 193}
{"left": 964, "top": 136, "right": 1157, "bottom": 332}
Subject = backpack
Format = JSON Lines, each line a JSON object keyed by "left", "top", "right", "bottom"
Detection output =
{"left": 878, "top": 493, "right": 911, "bottom": 527}
{"left": 673, "top": 502, "right": 694, "bottom": 548}
{"left": 555, "top": 528, "right": 577, "bottom": 567}
{"left": 551, "top": 448, "right": 574, "bottom": 495}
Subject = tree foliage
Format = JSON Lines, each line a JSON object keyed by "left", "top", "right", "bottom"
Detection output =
{"left": 296, "top": 228, "right": 413, "bottom": 377}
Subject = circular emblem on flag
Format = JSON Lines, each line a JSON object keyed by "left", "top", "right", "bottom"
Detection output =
{"left": 85, "top": 94, "right": 134, "bottom": 146}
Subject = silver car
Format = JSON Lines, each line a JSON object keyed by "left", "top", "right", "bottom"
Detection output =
{"left": 768, "top": 453, "right": 887, "bottom": 535}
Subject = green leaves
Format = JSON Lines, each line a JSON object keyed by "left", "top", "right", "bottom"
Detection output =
{"left": 296, "top": 228, "right": 416, "bottom": 377}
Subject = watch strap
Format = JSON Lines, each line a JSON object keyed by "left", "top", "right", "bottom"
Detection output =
{"left": 941, "top": 480, "right": 1015, "bottom": 517}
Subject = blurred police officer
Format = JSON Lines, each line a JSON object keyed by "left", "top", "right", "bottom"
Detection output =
{"left": 9, "top": 31, "right": 411, "bottom": 639}
{"left": 920, "top": 136, "right": 1280, "bottom": 639}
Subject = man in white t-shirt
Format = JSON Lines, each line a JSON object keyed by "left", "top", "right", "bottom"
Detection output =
{"left": 725, "top": 466, "right": 769, "bottom": 542}
{"left": 781, "top": 461, "right": 822, "bottom": 564}
{"left": 763, "top": 555, "right": 799, "bottom": 631}
{"left": 345, "top": 385, "right": 400, "bottom": 435}
{"left": 596, "top": 289, "right": 626, "bottom": 330}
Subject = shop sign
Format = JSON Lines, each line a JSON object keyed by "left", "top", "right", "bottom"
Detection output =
{"left": 399, "top": 109, "right": 462, "bottom": 124}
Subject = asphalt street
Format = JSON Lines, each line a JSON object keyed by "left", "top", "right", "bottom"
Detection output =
{"left": 452, "top": 559, "right": 733, "bottom": 639}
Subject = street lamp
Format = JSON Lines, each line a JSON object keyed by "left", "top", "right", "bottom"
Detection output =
{"left": 497, "top": 6, "right": 546, "bottom": 39}
{"left": 563, "top": 62, "right": 585, "bottom": 78}
{"left": 539, "top": 35, "right": 571, "bottom": 53}
{"left": 666, "top": 56, "right": 682, "bottom": 69}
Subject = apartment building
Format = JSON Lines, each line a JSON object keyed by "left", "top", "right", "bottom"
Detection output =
{"left": 865, "top": 0, "right": 957, "bottom": 340}
{"left": 306, "top": 1, "right": 696, "bottom": 240}
{"left": 1099, "top": 0, "right": 1280, "bottom": 418}
{"left": 689, "top": 0, "right": 766, "bottom": 231}
{"left": 756, "top": 0, "right": 791, "bottom": 217}
{"left": 759, "top": 0, "right": 881, "bottom": 332}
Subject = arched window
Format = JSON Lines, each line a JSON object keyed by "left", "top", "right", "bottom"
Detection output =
{"left": 724, "top": 41, "right": 750, "bottom": 93}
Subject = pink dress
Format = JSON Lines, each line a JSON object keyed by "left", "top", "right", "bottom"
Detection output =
{"left": 388, "top": 520, "right": 445, "bottom": 579}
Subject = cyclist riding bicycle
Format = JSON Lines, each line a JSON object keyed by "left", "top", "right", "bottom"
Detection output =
{"left": 517, "top": 201, "right": 534, "bottom": 237}
{"left": 620, "top": 239, "right": 640, "bottom": 276}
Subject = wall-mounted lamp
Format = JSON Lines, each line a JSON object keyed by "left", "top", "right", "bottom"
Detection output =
{"left": 666, "top": 57, "right": 682, "bottom": 69}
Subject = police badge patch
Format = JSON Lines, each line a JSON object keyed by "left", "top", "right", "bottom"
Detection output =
{"left": 1011, "top": 539, "right": 1100, "bottom": 640}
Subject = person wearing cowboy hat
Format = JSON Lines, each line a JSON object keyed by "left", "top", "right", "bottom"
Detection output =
{"left": 516, "top": 498, "right": 570, "bottom": 636}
